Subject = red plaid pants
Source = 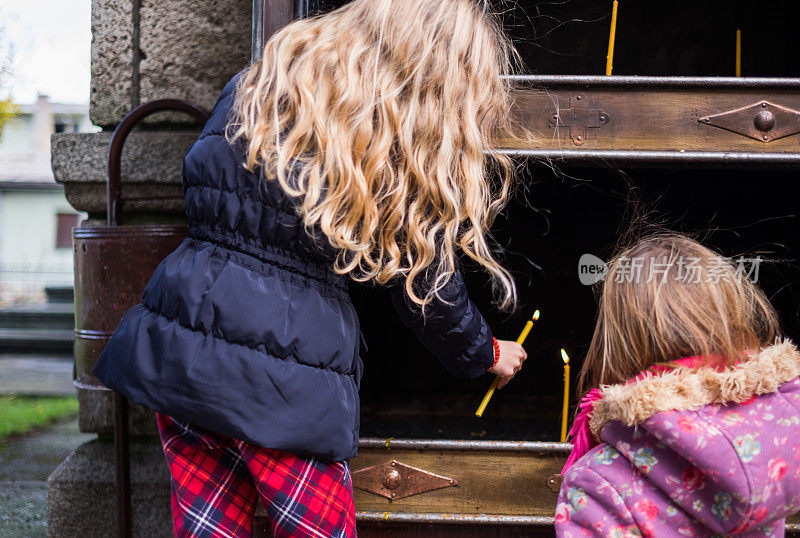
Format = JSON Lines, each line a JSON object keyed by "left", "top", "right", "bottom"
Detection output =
{"left": 156, "top": 412, "right": 357, "bottom": 537}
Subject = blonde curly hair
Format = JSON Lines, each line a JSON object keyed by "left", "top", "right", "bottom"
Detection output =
{"left": 227, "top": 0, "right": 525, "bottom": 310}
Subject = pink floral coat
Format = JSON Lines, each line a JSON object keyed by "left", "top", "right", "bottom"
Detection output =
{"left": 556, "top": 341, "right": 800, "bottom": 537}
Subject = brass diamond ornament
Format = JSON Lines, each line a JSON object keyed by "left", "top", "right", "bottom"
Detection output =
{"left": 351, "top": 460, "right": 458, "bottom": 501}
{"left": 699, "top": 101, "right": 800, "bottom": 143}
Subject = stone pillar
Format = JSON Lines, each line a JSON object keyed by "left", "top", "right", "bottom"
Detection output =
{"left": 51, "top": 131, "right": 196, "bottom": 222}
{"left": 91, "top": 0, "right": 251, "bottom": 129}
{"left": 48, "top": 0, "right": 251, "bottom": 536}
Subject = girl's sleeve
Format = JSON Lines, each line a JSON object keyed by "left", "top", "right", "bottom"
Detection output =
{"left": 388, "top": 268, "right": 494, "bottom": 379}
{"left": 555, "top": 467, "right": 638, "bottom": 537}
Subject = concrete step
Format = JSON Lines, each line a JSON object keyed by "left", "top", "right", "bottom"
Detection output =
{"left": 0, "top": 304, "right": 75, "bottom": 330}
{"left": 0, "top": 328, "right": 74, "bottom": 355}
{"left": 47, "top": 439, "right": 172, "bottom": 538}
{"left": 45, "top": 286, "right": 74, "bottom": 304}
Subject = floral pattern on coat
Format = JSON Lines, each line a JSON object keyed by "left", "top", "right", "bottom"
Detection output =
{"left": 556, "top": 363, "right": 800, "bottom": 538}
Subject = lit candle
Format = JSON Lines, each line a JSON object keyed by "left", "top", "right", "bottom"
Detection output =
{"left": 735, "top": 29, "right": 742, "bottom": 77}
{"left": 605, "top": 0, "right": 619, "bottom": 76}
{"left": 560, "top": 348, "right": 571, "bottom": 442}
{"left": 475, "top": 310, "right": 540, "bottom": 418}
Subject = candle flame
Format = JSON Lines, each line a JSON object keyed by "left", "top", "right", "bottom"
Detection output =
{"left": 533, "top": 310, "right": 540, "bottom": 321}
{"left": 561, "top": 348, "right": 570, "bottom": 365}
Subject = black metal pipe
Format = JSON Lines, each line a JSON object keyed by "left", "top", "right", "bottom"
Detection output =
{"left": 357, "top": 512, "right": 555, "bottom": 526}
{"left": 295, "top": 0, "right": 309, "bottom": 18}
{"left": 359, "top": 437, "right": 572, "bottom": 454}
{"left": 106, "top": 99, "right": 209, "bottom": 227}
{"left": 496, "top": 148, "right": 800, "bottom": 168}
{"left": 251, "top": 0, "right": 264, "bottom": 63}
{"left": 113, "top": 392, "right": 132, "bottom": 538}
{"left": 357, "top": 512, "right": 800, "bottom": 533}
{"left": 505, "top": 75, "right": 800, "bottom": 89}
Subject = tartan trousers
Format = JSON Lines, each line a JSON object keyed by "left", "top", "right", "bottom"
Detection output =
{"left": 156, "top": 412, "right": 357, "bottom": 538}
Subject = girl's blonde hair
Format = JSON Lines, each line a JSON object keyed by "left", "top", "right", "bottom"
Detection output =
{"left": 227, "top": 0, "right": 524, "bottom": 310}
{"left": 578, "top": 233, "right": 781, "bottom": 395}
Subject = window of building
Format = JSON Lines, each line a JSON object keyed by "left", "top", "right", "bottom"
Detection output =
{"left": 56, "top": 213, "right": 81, "bottom": 248}
{"left": 54, "top": 117, "right": 80, "bottom": 133}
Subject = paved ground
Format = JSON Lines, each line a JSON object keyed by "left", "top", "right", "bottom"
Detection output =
{"left": 0, "top": 355, "right": 74, "bottom": 396}
{"left": 0, "top": 354, "right": 90, "bottom": 537}
{"left": 0, "top": 416, "right": 94, "bottom": 537}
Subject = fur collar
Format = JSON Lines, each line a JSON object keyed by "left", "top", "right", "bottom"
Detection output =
{"left": 589, "top": 340, "right": 800, "bottom": 438}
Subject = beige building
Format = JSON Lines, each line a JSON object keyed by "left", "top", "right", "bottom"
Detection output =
{"left": 0, "top": 95, "right": 95, "bottom": 304}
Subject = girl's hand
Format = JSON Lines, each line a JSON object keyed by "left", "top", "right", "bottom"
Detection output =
{"left": 490, "top": 340, "right": 527, "bottom": 389}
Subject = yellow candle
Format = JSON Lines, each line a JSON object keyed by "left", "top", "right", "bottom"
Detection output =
{"left": 605, "top": 1, "right": 619, "bottom": 76}
{"left": 560, "top": 349, "right": 571, "bottom": 442}
{"left": 736, "top": 29, "right": 742, "bottom": 77}
{"left": 475, "top": 310, "right": 540, "bottom": 417}
{"left": 516, "top": 315, "right": 535, "bottom": 346}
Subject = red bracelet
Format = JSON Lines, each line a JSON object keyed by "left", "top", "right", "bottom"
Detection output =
{"left": 489, "top": 337, "right": 500, "bottom": 370}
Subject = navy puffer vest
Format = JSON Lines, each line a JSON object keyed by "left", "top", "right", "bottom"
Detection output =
{"left": 93, "top": 72, "right": 495, "bottom": 461}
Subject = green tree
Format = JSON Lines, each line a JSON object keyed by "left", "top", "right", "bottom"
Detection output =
{"left": 0, "top": 99, "right": 16, "bottom": 135}
{"left": 0, "top": 20, "right": 16, "bottom": 135}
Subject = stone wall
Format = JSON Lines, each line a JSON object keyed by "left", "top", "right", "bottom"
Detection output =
{"left": 90, "top": 0, "right": 251, "bottom": 129}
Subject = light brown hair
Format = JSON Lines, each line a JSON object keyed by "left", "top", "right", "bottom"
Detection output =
{"left": 578, "top": 233, "right": 781, "bottom": 395}
{"left": 228, "top": 0, "right": 528, "bottom": 310}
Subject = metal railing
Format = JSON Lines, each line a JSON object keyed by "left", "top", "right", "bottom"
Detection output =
{"left": 0, "top": 262, "right": 73, "bottom": 305}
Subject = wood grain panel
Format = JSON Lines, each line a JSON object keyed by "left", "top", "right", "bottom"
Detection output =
{"left": 350, "top": 448, "right": 565, "bottom": 516}
{"left": 504, "top": 80, "right": 800, "bottom": 155}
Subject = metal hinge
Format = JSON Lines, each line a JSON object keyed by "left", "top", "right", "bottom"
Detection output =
{"left": 549, "top": 94, "right": 610, "bottom": 146}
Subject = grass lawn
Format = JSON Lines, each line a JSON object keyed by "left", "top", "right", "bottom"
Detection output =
{"left": 0, "top": 395, "right": 79, "bottom": 440}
